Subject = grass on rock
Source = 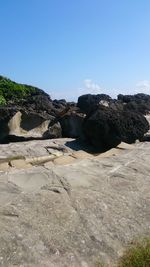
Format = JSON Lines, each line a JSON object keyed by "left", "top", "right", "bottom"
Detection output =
{"left": 96, "top": 238, "right": 150, "bottom": 267}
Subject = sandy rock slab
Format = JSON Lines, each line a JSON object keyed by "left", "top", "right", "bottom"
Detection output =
{"left": 0, "top": 140, "right": 149, "bottom": 266}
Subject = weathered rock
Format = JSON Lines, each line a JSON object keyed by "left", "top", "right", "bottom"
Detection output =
{"left": 52, "top": 99, "right": 67, "bottom": 111}
{"left": 0, "top": 162, "right": 10, "bottom": 171}
{"left": 118, "top": 110, "right": 149, "bottom": 143}
{"left": 77, "top": 94, "right": 112, "bottom": 114}
{"left": 0, "top": 93, "right": 83, "bottom": 143}
{"left": 118, "top": 93, "right": 150, "bottom": 114}
{"left": 0, "top": 140, "right": 149, "bottom": 266}
{"left": 72, "top": 150, "right": 94, "bottom": 159}
{"left": 53, "top": 155, "right": 76, "bottom": 165}
{"left": 0, "top": 109, "right": 55, "bottom": 143}
{"left": 60, "top": 111, "right": 85, "bottom": 138}
{"left": 83, "top": 106, "right": 122, "bottom": 151}
{"left": 0, "top": 107, "right": 17, "bottom": 142}
{"left": 83, "top": 106, "right": 149, "bottom": 151}
{"left": 43, "top": 122, "right": 62, "bottom": 139}
{"left": 10, "top": 159, "right": 32, "bottom": 169}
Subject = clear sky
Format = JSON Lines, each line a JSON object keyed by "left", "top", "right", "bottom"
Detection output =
{"left": 0, "top": 0, "right": 150, "bottom": 100}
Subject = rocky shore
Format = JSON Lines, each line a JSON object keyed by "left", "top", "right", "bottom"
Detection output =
{"left": 0, "top": 139, "right": 149, "bottom": 266}
{"left": 0, "top": 76, "right": 150, "bottom": 150}
{"left": 0, "top": 76, "right": 150, "bottom": 266}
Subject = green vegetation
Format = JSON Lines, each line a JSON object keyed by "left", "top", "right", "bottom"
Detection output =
{"left": 0, "top": 75, "right": 42, "bottom": 105}
{"left": 96, "top": 238, "right": 150, "bottom": 267}
{"left": 0, "top": 95, "right": 6, "bottom": 105}
{"left": 118, "top": 238, "right": 150, "bottom": 267}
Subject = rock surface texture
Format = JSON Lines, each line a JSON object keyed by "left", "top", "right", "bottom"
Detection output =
{"left": 0, "top": 139, "right": 149, "bottom": 267}
{"left": 83, "top": 106, "right": 149, "bottom": 151}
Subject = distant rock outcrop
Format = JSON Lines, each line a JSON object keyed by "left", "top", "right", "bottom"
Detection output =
{"left": 0, "top": 76, "right": 85, "bottom": 143}
{"left": 118, "top": 93, "right": 150, "bottom": 114}
{"left": 0, "top": 76, "right": 150, "bottom": 149}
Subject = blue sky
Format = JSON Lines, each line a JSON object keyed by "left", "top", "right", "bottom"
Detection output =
{"left": 0, "top": 0, "right": 150, "bottom": 100}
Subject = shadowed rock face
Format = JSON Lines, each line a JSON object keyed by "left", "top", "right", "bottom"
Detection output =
{"left": 60, "top": 112, "right": 85, "bottom": 138}
{"left": 83, "top": 106, "right": 149, "bottom": 151}
{"left": 0, "top": 108, "right": 17, "bottom": 142}
{"left": 43, "top": 122, "right": 62, "bottom": 139}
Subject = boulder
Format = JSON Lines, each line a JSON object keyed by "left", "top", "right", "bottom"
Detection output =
{"left": 118, "top": 110, "right": 149, "bottom": 143}
{"left": 0, "top": 108, "right": 55, "bottom": 143}
{"left": 83, "top": 106, "right": 122, "bottom": 151}
{"left": 83, "top": 106, "right": 149, "bottom": 151}
{"left": 77, "top": 94, "right": 112, "bottom": 114}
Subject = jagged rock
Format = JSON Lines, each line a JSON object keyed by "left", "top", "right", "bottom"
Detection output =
{"left": 118, "top": 110, "right": 149, "bottom": 143}
{"left": 52, "top": 99, "right": 67, "bottom": 110}
{"left": 83, "top": 106, "right": 149, "bottom": 151}
{"left": 77, "top": 94, "right": 112, "bottom": 114}
{"left": 83, "top": 106, "right": 122, "bottom": 151}
{"left": 118, "top": 93, "right": 150, "bottom": 114}
{"left": 24, "top": 94, "right": 53, "bottom": 113}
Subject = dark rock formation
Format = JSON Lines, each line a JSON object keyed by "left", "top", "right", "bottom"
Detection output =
{"left": 77, "top": 94, "right": 112, "bottom": 114}
{"left": 43, "top": 122, "right": 62, "bottom": 139}
{"left": 0, "top": 76, "right": 150, "bottom": 149}
{"left": 118, "top": 93, "right": 150, "bottom": 114}
{"left": 0, "top": 107, "right": 18, "bottom": 142}
{"left": 118, "top": 110, "right": 149, "bottom": 143}
{"left": 140, "top": 134, "right": 150, "bottom": 142}
{"left": 83, "top": 106, "right": 149, "bottom": 151}
{"left": 23, "top": 94, "right": 53, "bottom": 114}
{"left": 83, "top": 106, "right": 122, "bottom": 151}
{"left": 60, "top": 110, "right": 85, "bottom": 138}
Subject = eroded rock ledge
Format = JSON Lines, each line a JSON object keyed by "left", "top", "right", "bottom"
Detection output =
{"left": 0, "top": 139, "right": 149, "bottom": 266}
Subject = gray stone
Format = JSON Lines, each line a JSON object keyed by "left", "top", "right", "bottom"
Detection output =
{"left": 0, "top": 140, "right": 149, "bottom": 266}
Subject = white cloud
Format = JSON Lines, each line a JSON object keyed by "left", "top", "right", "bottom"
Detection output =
{"left": 50, "top": 79, "right": 150, "bottom": 102}
{"left": 77, "top": 79, "right": 103, "bottom": 97}
{"left": 135, "top": 80, "right": 150, "bottom": 94}
{"left": 83, "top": 79, "right": 102, "bottom": 94}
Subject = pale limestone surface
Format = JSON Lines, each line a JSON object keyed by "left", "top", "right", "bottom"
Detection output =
{"left": 0, "top": 139, "right": 149, "bottom": 267}
{"left": 8, "top": 111, "right": 51, "bottom": 138}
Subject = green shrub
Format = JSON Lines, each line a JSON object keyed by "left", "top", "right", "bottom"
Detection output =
{"left": 118, "top": 238, "right": 150, "bottom": 267}
{"left": 0, "top": 95, "right": 6, "bottom": 105}
{"left": 0, "top": 75, "right": 41, "bottom": 103}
